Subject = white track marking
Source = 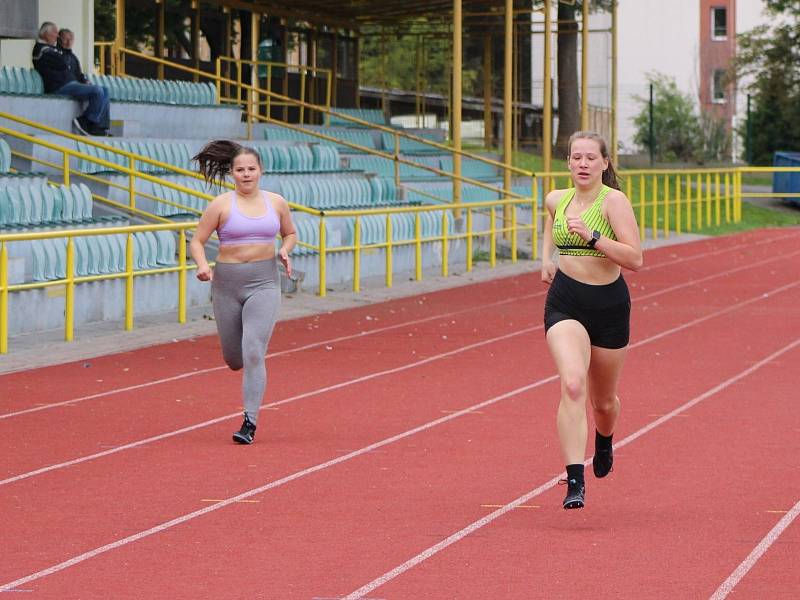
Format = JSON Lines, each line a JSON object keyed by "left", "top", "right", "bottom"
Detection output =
{"left": 0, "top": 324, "right": 543, "bottom": 487}
{"left": 2, "top": 267, "right": 799, "bottom": 489}
{"left": 1, "top": 283, "right": 797, "bottom": 591}
{"left": 342, "top": 338, "right": 800, "bottom": 600}
{"left": 2, "top": 231, "right": 793, "bottom": 420}
{"left": 709, "top": 498, "right": 800, "bottom": 600}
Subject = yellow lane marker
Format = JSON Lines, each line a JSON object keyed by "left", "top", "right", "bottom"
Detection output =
{"left": 441, "top": 409, "right": 484, "bottom": 415}
{"left": 766, "top": 510, "right": 788, "bottom": 514}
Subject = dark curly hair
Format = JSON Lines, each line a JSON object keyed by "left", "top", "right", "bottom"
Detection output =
{"left": 192, "top": 140, "right": 261, "bottom": 185}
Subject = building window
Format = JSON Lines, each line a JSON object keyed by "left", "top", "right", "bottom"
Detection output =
{"left": 711, "top": 7, "right": 727, "bottom": 40}
{"left": 712, "top": 69, "right": 727, "bottom": 103}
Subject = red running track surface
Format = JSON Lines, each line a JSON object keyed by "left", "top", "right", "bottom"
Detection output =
{"left": 1, "top": 229, "right": 798, "bottom": 599}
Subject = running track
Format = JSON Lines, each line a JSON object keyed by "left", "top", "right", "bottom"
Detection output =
{"left": 1, "top": 229, "right": 798, "bottom": 599}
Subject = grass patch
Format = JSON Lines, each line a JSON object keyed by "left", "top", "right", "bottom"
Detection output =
{"left": 740, "top": 172, "right": 773, "bottom": 187}
{"left": 702, "top": 202, "right": 800, "bottom": 235}
{"left": 472, "top": 249, "right": 492, "bottom": 263}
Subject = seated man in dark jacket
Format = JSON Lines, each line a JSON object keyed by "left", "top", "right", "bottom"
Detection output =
{"left": 32, "top": 21, "right": 110, "bottom": 136}
{"left": 58, "top": 28, "right": 89, "bottom": 85}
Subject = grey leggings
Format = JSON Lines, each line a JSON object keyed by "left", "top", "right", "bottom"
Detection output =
{"left": 212, "top": 259, "right": 281, "bottom": 424}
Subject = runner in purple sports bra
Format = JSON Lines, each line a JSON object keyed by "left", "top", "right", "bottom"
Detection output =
{"left": 189, "top": 140, "right": 297, "bottom": 445}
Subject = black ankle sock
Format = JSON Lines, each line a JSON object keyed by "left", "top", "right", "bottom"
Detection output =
{"left": 566, "top": 463, "right": 584, "bottom": 483}
{"left": 595, "top": 430, "right": 613, "bottom": 451}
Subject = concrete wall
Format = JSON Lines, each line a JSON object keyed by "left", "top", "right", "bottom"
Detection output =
{"left": 0, "top": 0, "right": 38, "bottom": 38}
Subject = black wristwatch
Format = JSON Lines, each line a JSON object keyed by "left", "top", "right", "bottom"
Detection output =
{"left": 587, "top": 230, "right": 601, "bottom": 248}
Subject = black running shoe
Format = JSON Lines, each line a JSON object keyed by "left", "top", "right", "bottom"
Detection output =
{"left": 593, "top": 446, "right": 614, "bottom": 478}
{"left": 560, "top": 477, "right": 585, "bottom": 509}
{"left": 72, "top": 116, "right": 90, "bottom": 136}
{"left": 232, "top": 414, "right": 256, "bottom": 444}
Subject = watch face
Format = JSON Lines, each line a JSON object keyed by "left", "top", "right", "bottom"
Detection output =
{"left": 592, "top": 230, "right": 601, "bottom": 241}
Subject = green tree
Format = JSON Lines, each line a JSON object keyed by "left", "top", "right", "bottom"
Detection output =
{"left": 632, "top": 73, "right": 700, "bottom": 162}
{"left": 735, "top": 2, "right": 800, "bottom": 165}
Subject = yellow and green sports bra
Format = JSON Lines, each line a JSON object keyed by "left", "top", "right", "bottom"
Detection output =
{"left": 552, "top": 185, "right": 616, "bottom": 257}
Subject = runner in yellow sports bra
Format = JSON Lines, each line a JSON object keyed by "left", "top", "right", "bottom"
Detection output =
{"left": 541, "top": 131, "right": 643, "bottom": 510}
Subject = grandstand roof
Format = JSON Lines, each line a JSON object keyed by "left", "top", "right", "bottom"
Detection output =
{"left": 151, "top": 0, "right": 532, "bottom": 29}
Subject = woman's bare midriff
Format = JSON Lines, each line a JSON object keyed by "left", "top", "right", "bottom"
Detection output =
{"left": 216, "top": 243, "right": 276, "bottom": 263}
{"left": 558, "top": 254, "right": 621, "bottom": 285}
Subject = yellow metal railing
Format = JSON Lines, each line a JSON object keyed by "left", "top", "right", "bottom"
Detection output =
{"left": 102, "top": 46, "right": 532, "bottom": 195}
{"left": 0, "top": 111, "right": 319, "bottom": 219}
{"left": 0, "top": 223, "right": 194, "bottom": 354}
{"left": 94, "top": 41, "right": 115, "bottom": 75}
{"left": 216, "top": 56, "right": 332, "bottom": 126}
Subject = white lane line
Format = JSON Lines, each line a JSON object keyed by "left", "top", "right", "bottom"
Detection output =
{"left": 1, "top": 230, "right": 790, "bottom": 420}
{"left": 0, "top": 293, "right": 541, "bottom": 420}
{"left": 0, "top": 380, "right": 558, "bottom": 593}
{"left": 709, "top": 498, "right": 800, "bottom": 600}
{"left": 342, "top": 337, "right": 800, "bottom": 600}
{"left": 2, "top": 264, "right": 799, "bottom": 489}
{"left": 0, "top": 325, "right": 543, "bottom": 487}
{"left": 1, "top": 280, "right": 797, "bottom": 591}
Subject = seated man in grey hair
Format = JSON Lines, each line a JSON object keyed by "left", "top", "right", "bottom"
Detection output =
{"left": 32, "top": 21, "right": 110, "bottom": 136}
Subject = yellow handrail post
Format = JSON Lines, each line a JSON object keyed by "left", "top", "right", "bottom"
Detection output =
{"left": 318, "top": 218, "right": 327, "bottom": 297}
{"left": 696, "top": 172, "right": 703, "bottom": 228}
{"left": 178, "top": 229, "right": 187, "bottom": 324}
{"left": 725, "top": 171, "right": 732, "bottom": 223}
{"left": 215, "top": 58, "right": 222, "bottom": 104}
{"left": 736, "top": 169, "right": 743, "bottom": 222}
{"left": 267, "top": 64, "right": 272, "bottom": 117}
{"left": 441, "top": 210, "right": 449, "bottom": 277}
{"left": 705, "top": 172, "right": 712, "bottom": 225}
{"left": 394, "top": 133, "right": 401, "bottom": 190}
{"left": 531, "top": 177, "right": 538, "bottom": 260}
{"left": 125, "top": 233, "right": 134, "bottom": 331}
{"left": 466, "top": 208, "right": 473, "bottom": 271}
{"left": 715, "top": 172, "right": 721, "bottom": 225}
{"left": 300, "top": 67, "right": 306, "bottom": 124}
{"left": 675, "top": 173, "right": 682, "bottom": 235}
{"left": 0, "top": 242, "right": 8, "bottom": 354}
{"left": 64, "top": 238, "right": 75, "bottom": 342}
{"left": 664, "top": 174, "right": 670, "bottom": 238}
{"left": 651, "top": 174, "right": 658, "bottom": 240}
{"left": 128, "top": 156, "right": 136, "bottom": 210}
{"left": 63, "top": 152, "right": 70, "bottom": 186}
{"left": 415, "top": 212, "right": 422, "bottom": 281}
{"left": 490, "top": 205, "right": 497, "bottom": 267}
{"left": 685, "top": 174, "right": 692, "bottom": 231}
{"left": 385, "top": 215, "right": 393, "bottom": 288}
{"left": 353, "top": 216, "right": 361, "bottom": 292}
{"left": 325, "top": 69, "right": 332, "bottom": 126}
{"left": 638, "top": 174, "right": 645, "bottom": 240}
{"left": 510, "top": 202, "right": 518, "bottom": 263}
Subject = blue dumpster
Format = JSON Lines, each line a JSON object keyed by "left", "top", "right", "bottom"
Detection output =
{"left": 772, "top": 151, "right": 800, "bottom": 207}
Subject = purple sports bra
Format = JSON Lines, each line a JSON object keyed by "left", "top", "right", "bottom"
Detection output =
{"left": 218, "top": 191, "right": 281, "bottom": 246}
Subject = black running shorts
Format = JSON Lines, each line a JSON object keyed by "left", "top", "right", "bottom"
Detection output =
{"left": 544, "top": 269, "right": 631, "bottom": 349}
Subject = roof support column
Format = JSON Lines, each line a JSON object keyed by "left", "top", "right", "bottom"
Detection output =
{"left": 452, "top": 0, "right": 462, "bottom": 208}
{"left": 543, "top": 0, "right": 553, "bottom": 186}
{"left": 115, "top": 0, "right": 125, "bottom": 74}
{"left": 581, "top": 0, "right": 589, "bottom": 130}
{"left": 155, "top": 0, "right": 165, "bottom": 79}
{"left": 191, "top": 0, "right": 200, "bottom": 82}
{"left": 483, "top": 33, "right": 492, "bottom": 150}
{"left": 503, "top": 0, "right": 513, "bottom": 198}
{"left": 611, "top": 0, "right": 618, "bottom": 164}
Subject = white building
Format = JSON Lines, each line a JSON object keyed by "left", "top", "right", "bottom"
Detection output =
{"left": 531, "top": 0, "right": 772, "bottom": 160}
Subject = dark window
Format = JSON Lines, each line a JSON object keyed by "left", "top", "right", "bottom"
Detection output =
{"left": 712, "top": 69, "right": 727, "bottom": 103}
{"left": 712, "top": 7, "right": 727, "bottom": 39}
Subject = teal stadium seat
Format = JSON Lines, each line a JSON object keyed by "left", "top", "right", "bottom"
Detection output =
{"left": 0, "top": 138, "right": 11, "bottom": 172}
